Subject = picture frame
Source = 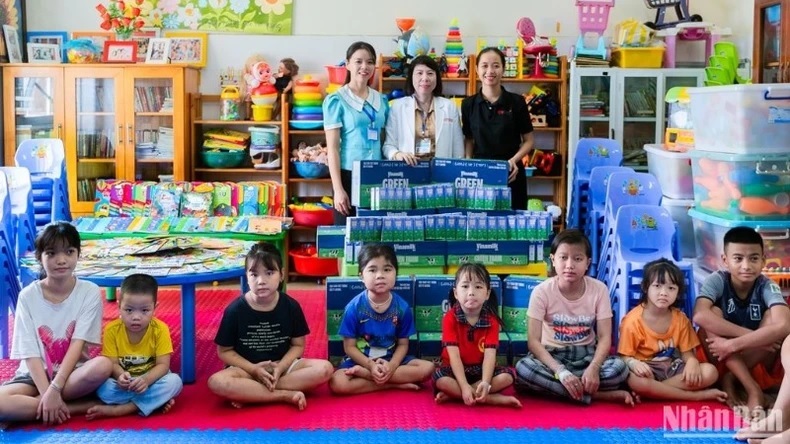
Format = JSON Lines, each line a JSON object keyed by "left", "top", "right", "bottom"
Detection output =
{"left": 27, "top": 42, "right": 60, "bottom": 63}
{"left": 102, "top": 40, "right": 137, "bottom": 63}
{"left": 163, "top": 31, "right": 207, "bottom": 67}
{"left": 3, "top": 25, "right": 22, "bottom": 63}
{"left": 132, "top": 29, "right": 159, "bottom": 63}
{"left": 27, "top": 31, "right": 68, "bottom": 62}
{"left": 145, "top": 38, "right": 171, "bottom": 64}
{"left": 0, "top": 0, "right": 27, "bottom": 63}
{"left": 71, "top": 30, "right": 114, "bottom": 57}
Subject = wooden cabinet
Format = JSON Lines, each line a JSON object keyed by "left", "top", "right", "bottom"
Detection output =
{"left": 753, "top": 0, "right": 790, "bottom": 83}
{"left": 3, "top": 64, "right": 199, "bottom": 216}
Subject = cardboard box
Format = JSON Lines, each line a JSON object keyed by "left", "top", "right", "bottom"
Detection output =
{"left": 446, "top": 241, "right": 531, "bottom": 266}
{"left": 430, "top": 158, "right": 508, "bottom": 187}
{"left": 508, "top": 332, "right": 528, "bottom": 364}
{"left": 381, "top": 241, "right": 447, "bottom": 267}
{"left": 356, "top": 208, "right": 435, "bottom": 217}
{"left": 352, "top": 160, "right": 432, "bottom": 208}
{"left": 317, "top": 225, "right": 346, "bottom": 258}
{"left": 502, "top": 275, "right": 544, "bottom": 333}
{"left": 413, "top": 275, "right": 455, "bottom": 332}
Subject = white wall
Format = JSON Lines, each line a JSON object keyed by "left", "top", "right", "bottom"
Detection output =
{"left": 27, "top": 0, "right": 753, "bottom": 93}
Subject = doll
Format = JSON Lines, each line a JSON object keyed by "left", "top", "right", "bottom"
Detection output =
{"left": 272, "top": 58, "right": 299, "bottom": 119}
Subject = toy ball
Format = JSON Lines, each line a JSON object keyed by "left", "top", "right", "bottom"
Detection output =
{"left": 406, "top": 28, "right": 431, "bottom": 57}
{"left": 389, "top": 89, "right": 405, "bottom": 100}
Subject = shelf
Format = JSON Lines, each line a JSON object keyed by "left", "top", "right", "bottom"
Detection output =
{"left": 289, "top": 130, "right": 324, "bottom": 135}
{"left": 624, "top": 117, "right": 657, "bottom": 122}
{"left": 194, "top": 119, "right": 282, "bottom": 126}
{"left": 78, "top": 112, "right": 114, "bottom": 116}
{"left": 137, "top": 111, "right": 173, "bottom": 117}
{"left": 290, "top": 225, "right": 317, "bottom": 232}
{"left": 533, "top": 127, "right": 561, "bottom": 132}
{"left": 290, "top": 178, "right": 331, "bottom": 183}
{"left": 193, "top": 168, "right": 282, "bottom": 173}
{"left": 136, "top": 158, "right": 173, "bottom": 163}
{"left": 579, "top": 116, "right": 609, "bottom": 122}
{"left": 77, "top": 157, "right": 116, "bottom": 163}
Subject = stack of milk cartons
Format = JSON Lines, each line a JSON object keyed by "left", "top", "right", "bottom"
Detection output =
{"left": 686, "top": 85, "right": 789, "bottom": 288}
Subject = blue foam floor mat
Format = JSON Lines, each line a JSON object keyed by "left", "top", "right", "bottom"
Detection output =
{"left": 2, "top": 428, "right": 741, "bottom": 443}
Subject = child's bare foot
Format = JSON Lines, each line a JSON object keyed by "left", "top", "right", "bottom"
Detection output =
{"left": 159, "top": 398, "right": 176, "bottom": 414}
{"left": 344, "top": 365, "right": 366, "bottom": 377}
{"left": 735, "top": 410, "right": 787, "bottom": 441}
{"left": 722, "top": 373, "right": 743, "bottom": 408}
{"left": 394, "top": 383, "right": 421, "bottom": 391}
{"left": 746, "top": 388, "right": 767, "bottom": 419}
{"left": 482, "top": 393, "right": 522, "bottom": 408}
{"left": 230, "top": 401, "right": 244, "bottom": 409}
{"left": 592, "top": 390, "right": 640, "bottom": 407}
{"left": 288, "top": 391, "right": 307, "bottom": 411}
{"left": 695, "top": 388, "right": 728, "bottom": 403}
{"left": 85, "top": 403, "right": 137, "bottom": 420}
{"left": 435, "top": 391, "right": 451, "bottom": 404}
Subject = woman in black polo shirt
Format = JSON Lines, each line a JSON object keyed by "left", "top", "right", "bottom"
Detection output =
{"left": 461, "top": 47, "right": 534, "bottom": 210}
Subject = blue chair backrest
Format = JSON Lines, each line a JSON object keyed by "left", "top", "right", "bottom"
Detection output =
{"left": 574, "top": 138, "right": 624, "bottom": 180}
{"left": 14, "top": 139, "right": 65, "bottom": 178}
{"left": 589, "top": 166, "right": 635, "bottom": 214}
{"left": 613, "top": 204, "right": 676, "bottom": 260}
{"left": 605, "top": 172, "right": 663, "bottom": 221}
{"left": 0, "top": 167, "right": 32, "bottom": 216}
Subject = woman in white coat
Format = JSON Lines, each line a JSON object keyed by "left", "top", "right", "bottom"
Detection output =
{"left": 382, "top": 55, "right": 465, "bottom": 166}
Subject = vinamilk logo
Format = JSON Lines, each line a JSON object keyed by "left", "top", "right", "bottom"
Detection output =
{"left": 662, "top": 406, "right": 782, "bottom": 439}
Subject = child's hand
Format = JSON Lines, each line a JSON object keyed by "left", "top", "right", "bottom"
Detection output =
{"left": 581, "top": 365, "right": 600, "bottom": 394}
{"left": 266, "top": 366, "right": 282, "bottom": 390}
{"left": 38, "top": 388, "right": 69, "bottom": 426}
{"left": 474, "top": 381, "right": 491, "bottom": 403}
{"left": 682, "top": 359, "right": 703, "bottom": 388}
{"left": 252, "top": 360, "right": 274, "bottom": 386}
{"left": 629, "top": 360, "right": 654, "bottom": 379}
{"left": 461, "top": 383, "right": 476, "bottom": 405}
{"left": 117, "top": 371, "right": 133, "bottom": 389}
{"left": 371, "top": 359, "right": 391, "bottom": 385}
{"left": 558, "top": 370, "right": 584, "bottom": 401}
{"left": 706, "top": 337, "right": 735, "bottom": 361}
{"left": 129, "top": 375, "right": 149, "bottom": 393}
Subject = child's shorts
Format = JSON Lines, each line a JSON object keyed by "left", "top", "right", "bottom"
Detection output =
{"left": 695, "top": 347, "right": 784, "bottom": 390}
{"left": 432, "top": 364, "right": 515, "bottom": 384}
{"left": 645, "top": 358, "right": 685, "bottom": 381}
{"left": 337, "top": 354, "right": 416, "bottom": 370}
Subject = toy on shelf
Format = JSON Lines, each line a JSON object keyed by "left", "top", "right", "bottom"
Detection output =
{"left": 219, "top": 67, "right": 242, "bottom": 121}
{"left": 290, "top": 75, "right": 323, "bottom": 130}
{"left": 643, "top": 0, "right": 702, "bottom": 30}
{"left": 574, "top": 0, "right": 615, "bottom": 61}
{"left": 517, "top": 17, "right": 557, "bottom": 79}
{"left": 243, "top": 55, "right": 277, "bottom": 105}
{"left": 663, "top": 87, "right": 693, "bottom": 151}
{"left": 442, "top": 18, "right": 466, "bottom": 78}
{"left": 657, "top": 21, "right": 718, "bottom": 68}
{"left": 389, "top": 16, "right": 430, "bottom": 79}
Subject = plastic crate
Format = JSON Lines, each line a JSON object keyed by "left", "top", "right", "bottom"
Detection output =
{"left": 611, "top": 47, "right": 664, "bottom": 68}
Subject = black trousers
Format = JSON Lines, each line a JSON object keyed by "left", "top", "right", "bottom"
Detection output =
{"left": 333, "top": 169, "right": 356, "bottom": 225}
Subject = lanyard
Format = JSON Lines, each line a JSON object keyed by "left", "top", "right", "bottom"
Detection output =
{"left": 414, "top": 96, "right": 429, "bottom": 136}
{"left": 361, "top": 102, "right": 377, "bottom": 127}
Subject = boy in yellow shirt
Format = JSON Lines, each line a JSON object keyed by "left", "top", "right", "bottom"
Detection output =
{"left": 86, "top": 274, "right": 183, "bottom": 419}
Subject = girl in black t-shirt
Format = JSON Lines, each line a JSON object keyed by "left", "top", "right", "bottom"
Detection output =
{"left": 208, "top": 242, "right": 333, "bottom": 410}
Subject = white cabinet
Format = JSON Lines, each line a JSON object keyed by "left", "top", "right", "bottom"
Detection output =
{"left": 567, "top": 63, "right": 704, "bottom": 177}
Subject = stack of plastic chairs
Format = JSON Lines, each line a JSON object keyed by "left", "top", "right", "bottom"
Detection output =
{"left": 0, "top": 167, "right": 36, "bottom": 259}
{"left": 606, "top": 204, "right": 695, "bottom": 342}
{"left": 567, "top": 138, "right": 623, "bottom": 231}
{"left": 0, "top": 170, "right": 22, "bottom": 358}
{"left": 584, "top": 165, "right": 634, "bottom": 276}
{"left": 595, "top": 171, "right": 664, "bottom": 285}
{"left": 14, "top": 139, "right": 71, "bottom": 230}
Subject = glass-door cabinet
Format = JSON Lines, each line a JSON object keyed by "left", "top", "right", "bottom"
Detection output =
{"left": 64, "top": 68, "right": 125, "bottom": 215}
{"left": 2, "top": 66, "right": 65, "bottom": 166}
{"left": 753, "top": 0, "right": 789, "bottom": 83}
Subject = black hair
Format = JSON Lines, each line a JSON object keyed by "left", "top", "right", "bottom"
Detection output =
{"left": 723, "top": 226, "right": 764, "bottom": 253}
{"left": 448, "top": 263, "right": 505, "bottom": 327}
{"left": 639, "top": 258, "right": 685, "bottom": 309}
{"left": 344, "top": 41, "right": 377, "bottom": 85}
{"left": 550, "top": 229, "right": 592, "bottom": 258}
{"left": 280, "top": 57, "right": 299, "bottom": 76}
{"left": 245, "top": 242, "right": 283, "bottom": 272}
{"left": 404, "top": 55, "right": 443, "bottom": 96}
{"left": 357, "top": 243, "right": 398, "bottom": 274}
{"left": 120, "top": 273, "right": 158, "bottom": 304}
{"left": 35, "top": 221, "right": 81, "bottom": 263}
{"left": 476, "top": 47, "right": 506, "bottom": 67}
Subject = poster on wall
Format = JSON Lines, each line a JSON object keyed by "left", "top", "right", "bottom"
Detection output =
{"left": 146, "top": 0, "right": 292, "bottom": 35}
{"left": 0, "top": 0, "right": 26, "bottom": 63}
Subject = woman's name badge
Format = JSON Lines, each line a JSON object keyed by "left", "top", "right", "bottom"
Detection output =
{"left": 367, "top": 127, "right": 379, "bottom": 141}
{"left": 416, "top": 138, "right": 431, "bottom": 155}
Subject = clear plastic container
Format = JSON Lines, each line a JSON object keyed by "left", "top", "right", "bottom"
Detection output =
{"left": 644, "top": 144, "right": 693, "bottom": 199}
{"left": 661, "top": 197, "right": 695, "bottom": 259}
{"left": 690, "top": 150, "right": 789, "bottom": 220}
{"left": 688, "top": 84, "right": 790, "bottom": 154}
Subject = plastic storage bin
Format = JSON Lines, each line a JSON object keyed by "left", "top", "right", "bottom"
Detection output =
{"left": 688, "top": 208, "right": 790, "bottom": 272}
{"left": 690, "top": 150, "right": 789, "bottom": 220}
{"left": 611, "top": 47, "right": 664, "bottom": 68}
{"left": 688, "top": 84, "right": 790, "bottom": 154}
{"left": 644, "top": 144, "right": 693, "bottom": 199}
{"left": 661, "top": 197, "right": 695, "bottom": 259}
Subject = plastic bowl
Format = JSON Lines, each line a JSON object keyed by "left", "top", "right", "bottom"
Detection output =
{"left": 290, "top": 207, "right": 334, "bottom": 227}
{"left": 289, "top": 249, "right": 339, "bottom": 276}
{"left": 289, "top": 120, "right": 323, "bottom": 130}
{"left": 200, "top": 149, "right": 246, "bottom": 168}
{"left": 293, "top": 161, "right": 330, "bottom": 179}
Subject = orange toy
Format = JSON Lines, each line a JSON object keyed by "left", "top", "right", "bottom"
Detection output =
{"left": 739, "top": 196, "right": 790, "bottom": 216}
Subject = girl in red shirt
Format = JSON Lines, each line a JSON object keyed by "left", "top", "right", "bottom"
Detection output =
{"left": 433, "top": 263, "right": 520, "bottom": 407}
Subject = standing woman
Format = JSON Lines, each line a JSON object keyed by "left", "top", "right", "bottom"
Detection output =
{"left": 324, "top": 41, "right": 389, "bottom": 224}
{"left": 461, "top": 47, "right": 534, "bottom": 210}
{"left": 382, "top": 55, "right": 464, "bottom": 166}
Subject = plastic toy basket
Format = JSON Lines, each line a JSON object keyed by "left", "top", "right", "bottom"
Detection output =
{"left": 289, "top": 247, "right": 339, "bottom": 276}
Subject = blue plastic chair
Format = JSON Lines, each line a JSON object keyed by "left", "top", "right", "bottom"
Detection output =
{"left": 584, "top": 166, "right": 634, "bottom": 275}
{"left": 568, "top": 138, "right": 623, "bottom": 230}
{"left": 15, "top": 139, "right": 71, "bottom": 229}
{"left": 0, "top": 167, "right": 36, "bottom": 258}
{"left": 0, "top": 171, "right": 22, "bottom": 358}
{"left": 595, "top": 172, "right": 663, "bottom": 284}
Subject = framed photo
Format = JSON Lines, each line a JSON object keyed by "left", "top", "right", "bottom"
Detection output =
{"left": 132, "top": 29, "right": 159, "bottom": 63}
{"left": 0, "top": 0, "right": 26, "bottom": 63}
{"left": 27, "top": 31, "right": 67, "bottom": 62}
{"left": 163, "top": 31, "right": 207, "bottom": 67}
{"left": 71, "top": 31, "right": 114, "bottom": 57}
{"left": 102, "top": 40, "right": 137, "bottom": 63}
{"left": 145, "top": 38, "right": 171, "bottom": 64}
{"left": 3, "top": 25, "right": 22, "bottom": 63}
{"left": 27, "top": 42, "right": 60, "bottom": 63}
